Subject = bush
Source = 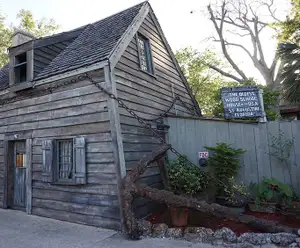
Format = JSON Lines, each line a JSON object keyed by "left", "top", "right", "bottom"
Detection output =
{"left": 205, "top": 143, "right": 246, "bottom": 196}
{"left": 166, "top": 156, "right": 209, "bottom": 196}
{"left": 253, "top": 177, "right": 293, "bottom": 205}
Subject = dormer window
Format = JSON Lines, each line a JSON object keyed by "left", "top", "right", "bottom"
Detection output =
{"left": 14, "top": 53, "right": 27, "bottom": 84}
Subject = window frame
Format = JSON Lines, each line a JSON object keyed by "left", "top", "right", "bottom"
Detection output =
{"left": 14, "top": 52, "right": 28, "bottom": 84}
{"left": 136, "top": 33, "right": 155, "bottom": 76}
{"left": 54, "top": 138, "right": 75, "bottom": 184}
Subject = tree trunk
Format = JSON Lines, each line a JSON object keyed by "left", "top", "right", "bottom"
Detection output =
{"left": 121, "top": 145, "right": 298, "bottom": 238}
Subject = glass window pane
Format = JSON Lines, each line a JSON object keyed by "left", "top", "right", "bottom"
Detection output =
{"left": 138, "top": 34, "right": 153, "bottom": 73}
{"left": 57, "top": 140, "right": 73, "bottom": 180}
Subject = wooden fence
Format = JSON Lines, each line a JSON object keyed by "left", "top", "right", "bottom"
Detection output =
{"left": 165, "top": 117, "right": 300, "bottom": 193}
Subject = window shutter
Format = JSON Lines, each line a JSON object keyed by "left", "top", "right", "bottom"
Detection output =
{"left": 41, "top": 140, "right": 54, "bottom": 183}
{"left": 74, "top": 137, "right": 86, "bottom": 184}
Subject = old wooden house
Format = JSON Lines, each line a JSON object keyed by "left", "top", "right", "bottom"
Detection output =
{"left": 0, "top": 1, "right": 200, "bottom": 229}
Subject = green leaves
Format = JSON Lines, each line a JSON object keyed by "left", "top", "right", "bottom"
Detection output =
{"left": 166, "top": 156, "right": 209, "bottom": 196}
{"left": 205, "top": 143, "right": 246, "bottom": 196}
{"left": 0, "top": 9, "right": 59, "bottom": 67}
{"left": 175, "top": 47, "right": 237, "bottom": 116}
{"left": 254, "top": 177, "right": 293, "bottom": 205}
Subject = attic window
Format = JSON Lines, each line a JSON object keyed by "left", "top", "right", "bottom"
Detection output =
{"left": 137, "top": 33, "right": 154, "bottom": 74}
{"left": 14, "top": 52, "right": 27, "bottom": 84}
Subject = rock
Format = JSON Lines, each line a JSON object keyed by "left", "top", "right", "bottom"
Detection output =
{"left": 271, "top": 233, "right": 297, "bottom": 246}
{"left": 184, "top": 233, "right": 201, "bottom": 243}
{"left": 288, "top": 242, "right": 299, "bottom": 248}
{"left": 165, "top": 228, "right": 183, "bottom": 238}
{"left": 238, "top": 233, "right": 272, "bottom": 245}
{"left": 298, "top": 230, "right": 300, "bottom": 237}
{"left": 183, "top": 227, "right": 214, "bottom": 243}
{"left": 136, "top": 220, "right": 152, "bottom": 237}
{"left": 214, "top": 227, "right": 237, "bottom": 243}
{"left": 296, "top": 238, "right": 300, "bottom": 246}
{"left": 224, "top": 244, "right": 254, "bottom": 248}
{"left": 152, "top": 223, "right": 168, "bottom": 238}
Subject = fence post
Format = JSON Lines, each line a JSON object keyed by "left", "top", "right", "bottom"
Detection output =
{"left": 258, "top": 89, "right": 267, "bottom": 123}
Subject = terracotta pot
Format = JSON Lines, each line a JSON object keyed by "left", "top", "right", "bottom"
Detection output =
{"left": 170, "top": 207, "right": 188, "bottom": 227}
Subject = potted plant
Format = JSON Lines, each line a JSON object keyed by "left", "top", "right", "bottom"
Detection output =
{"left": 219, "top": 179, "right": 250, "bottom": 214}
{"left": 166, "top": 156, "right": 209, "bottom": 227}
{"left": 248, "top": 177, "right": 293, "bottom": 213}
{"left": 205, "top": 143, "right": 246, "bottom": 210}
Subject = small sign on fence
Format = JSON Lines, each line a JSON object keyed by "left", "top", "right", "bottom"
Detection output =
{"left": 198, "top": 152, "right": 209, "bottom": 158}
{"left": 221, "top": 86, "right": 265, "bottom": 120}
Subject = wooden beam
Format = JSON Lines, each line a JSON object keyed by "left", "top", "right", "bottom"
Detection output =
{"left": 109, "top": 2, "right": 150, "bottom": 68}
{"left": 104, "top": 65, "right": 127, "bottom": 230}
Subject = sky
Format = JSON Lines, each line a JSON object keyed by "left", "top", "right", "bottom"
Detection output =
{"left": 0, "top": 0, "right": 291, "bottom": 84}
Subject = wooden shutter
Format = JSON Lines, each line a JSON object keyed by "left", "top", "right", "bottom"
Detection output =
{"left": 74, "top": 137, "right": 86, "bottom": 184}
{"left": 41, "top": 140, "right": 54, "bottom": 183}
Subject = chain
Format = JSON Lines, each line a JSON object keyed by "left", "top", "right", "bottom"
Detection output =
{"left": 85, "top": 73, "right": 289, "bottom": 216}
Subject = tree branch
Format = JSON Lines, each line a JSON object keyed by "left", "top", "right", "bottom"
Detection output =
{"left": 259, "top": 0, "right": 281, "bottom": 22}
{"left": 208, "top": 3, "right": 248, "bottom": 81}
{"left": 253, "top": 17, "right": 268, "bottom": 68}
{"left": 208, "top": 64, "right": 244, "bottom": 82}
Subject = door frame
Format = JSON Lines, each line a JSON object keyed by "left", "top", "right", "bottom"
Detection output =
{"left": 3, "top": 132, "right": 32, "bottom": 214}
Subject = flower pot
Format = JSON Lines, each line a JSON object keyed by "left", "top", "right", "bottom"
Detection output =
{"left": 170, "top": 207, "right": 188, "bottom": 227}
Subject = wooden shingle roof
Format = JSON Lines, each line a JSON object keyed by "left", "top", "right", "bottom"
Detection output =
{"left": 0, "top": 1, "right": 146, "bottom": 87}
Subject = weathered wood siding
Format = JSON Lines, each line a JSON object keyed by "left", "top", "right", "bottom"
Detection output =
{"left": 0, "top": 69, "right": 121, "bottom": 229}
{"left": 0, "top": 140, "right": 3, "bottom": 206}
{"left": 114, "top": 14, "right": 196, "bottom": 217}
{"left": 167, "top": 117, "right": 300, "bottom": 194}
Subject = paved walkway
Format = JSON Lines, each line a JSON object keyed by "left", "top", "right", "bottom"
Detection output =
{"left": 0, "top": 209, "right": 219, "bottom": 248}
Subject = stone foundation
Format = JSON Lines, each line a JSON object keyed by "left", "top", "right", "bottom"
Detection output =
{"left": 137, "top": 220, "right": 300, "bottom": 248}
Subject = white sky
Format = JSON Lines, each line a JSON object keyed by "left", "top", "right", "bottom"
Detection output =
{"left": 0, "top": 0, "right": 291, "bottom": 84}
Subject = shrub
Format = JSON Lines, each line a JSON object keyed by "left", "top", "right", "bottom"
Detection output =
{"left": 253, "top": 177, "right": 293, "bottom": 205}
{"left": 205, "top": 143, "right": 246, "bottom": 196}
{"left": 166, "top": 156, "right": 209, "bottom": 196}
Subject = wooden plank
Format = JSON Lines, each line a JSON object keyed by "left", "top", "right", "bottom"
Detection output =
{"left": 255, "top": 123, "right": 272, "bottom": 181}
{"left": 0, "top": 91, "right": 106, "bottom": 120}
{"left": 32, "top": 152, "right": 114, "bottom": 164}
{"left": 32, "top": 188, "right": 119, "bottom": 207}
{"left": 32, "top": 142, "right": 114, "bottom": 155}
{"left": 267, "top": 121, "right": 284, "bottom": 181}
{"left": 0, "top": 83, "right": 103, "bottom": 114}
{"left": 32, "top": 121, "right": 110, "bottom": 138}
{"left": 115, "top": 63, "right": 193, "bottom": 102}
{"left": 32, "top": 198, "right": 120, "bottom": 219}
{"left": 26, "top": 138, "right": 32, "bottom": 214}
{"left": 228, "top": 123, "right": 245, "bottom": 183}
{"left": 32, "top": 181, "right": 118, "bottom": 195}
{"left": 116, "top": 76, "right": 194, "bottom": 110}
{"left": 279, "top": 121, "right": 296, "bottom": 187}
{"left": 291, "top": 121, "right": 300, "bottom": 193}
{"left": 6, "top": 112, "right": 109, "bottom": 133}
{"left": 1, "top": 102, "right": 107, "bottom": 126}
{"left": 32, "top": 162, "right": 117, "bottom": 174}
{"left": 32, "top": 207, "right": 121, "bottom": 230}
{"left": 32, "top": 133, "right": 112, "bottom": 145}
{"left": 32, "top": 171, "right": 118, "bottom": 185}
{"left": 240, "top": 124, "right": 259, "bottom": 185}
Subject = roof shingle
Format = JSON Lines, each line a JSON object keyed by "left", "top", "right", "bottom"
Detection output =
{"left": 35, "top": 2, "right": 145, "bottom": 79}
{"left": 0, "top": 1, "right": 146, "bottom": 85}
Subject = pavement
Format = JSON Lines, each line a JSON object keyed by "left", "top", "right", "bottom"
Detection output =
{"left": 0, "top": 209, "right": 218, "bottom": 248}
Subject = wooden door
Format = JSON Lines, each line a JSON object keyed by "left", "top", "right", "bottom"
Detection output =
{"left": 13, "top": 141, "right": 27, "bottom": 209}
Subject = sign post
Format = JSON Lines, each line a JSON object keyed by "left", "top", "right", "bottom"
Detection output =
{"left": 221, "top": 86, "right": 266, "bottom": 121}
